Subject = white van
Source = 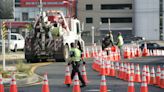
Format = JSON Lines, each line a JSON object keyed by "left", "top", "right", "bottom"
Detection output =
{"left": 0, "top": 33, "right": 25, "bottom": 52}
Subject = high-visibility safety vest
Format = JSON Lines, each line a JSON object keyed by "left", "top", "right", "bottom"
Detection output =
{"left": 69, "top": 48, "right": 81, "bottom": 62}
{"left": 117, "top": 35, "right": 124, "bottom": 47}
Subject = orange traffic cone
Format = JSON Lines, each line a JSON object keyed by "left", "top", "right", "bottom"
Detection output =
{"left": 119, "top": 62, "right": 124, "bottom": 79}
{"left": 126, "top": 63, "right": 131, "bottom": 81}
{"left": 92, "top": 56, "right": 100, "bottom": 71}
{"left": 146, "top": 66, "right": 150, "bottom": 84}
{"left": 123, "top": 63, "right": 127, "bottom": 80}
{"left": 105, "top": 60, "right": 110, "bottom": 76}
{"left": 73, "top": 73, "right": 81, "bottom": 92}
{"left": 159, "top": 68, "right": 164, "bottom": 88}
{"left": 130, "top": 63, "right": 135, "bottom": 78}
{"left": 0, "top": 74, "right": 4, "bottom": 92}
{"left": 156, "top": 66, "right": 161, "bottom": 86}
{"left": 149, "top": 66, "right": 156, "bottom": 85}
{"left": 82, "top": 64, "right": 88, "bottom": 83}
{"left": 134, "top": 64, "right": 141, "bottom": 82}
{"left": 127, "top": 76, "right": 135, "bottom": 92}
{"left": 110, "top": 61, "right": 115, "bottom": 77}
{"left": 42, "top": 73, "right": 50, "bottom": 92}
{"left": 140, "top": 76, "right": 148, "bottom": 92}
{"left": 10, "top": 73, "right": 18, "bottom": 92}
{"left": 100, "top": 75, "right": 108, "bottom": 92}
{"left": 100, "top": 60, "right": 106, "bottom": 75}
{"left": 85, "top": 48, "right": 90, "bottom": 58}
{"left": 115, "top": 62, "right": 120, "bottom": 78}
{"left": 91, "top": 47, "right": 95, "bottom": 57}
{"left": 64, "top": 65, "right": 72, "bottom": 85}
{"left": 142, "top": 65, "right": 147, "bottom": 77}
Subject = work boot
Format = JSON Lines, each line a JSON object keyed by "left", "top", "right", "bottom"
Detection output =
{"left": 80, "top": 84, "right": 86, "bottom": 88}
{"left": 66, "top": 84, "right": 70, "bottom": 87}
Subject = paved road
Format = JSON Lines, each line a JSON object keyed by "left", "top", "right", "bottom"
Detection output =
{"left": 4, "top": 56, "right": 164, "bottom": 92}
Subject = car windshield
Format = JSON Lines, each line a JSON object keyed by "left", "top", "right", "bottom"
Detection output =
{"left": 11, "top": 35, "right": 17, "bottom": 40}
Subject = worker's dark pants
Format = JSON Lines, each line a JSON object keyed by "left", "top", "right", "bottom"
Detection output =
{"left": 71, "top": 62, "right": 85, "bottom": 85}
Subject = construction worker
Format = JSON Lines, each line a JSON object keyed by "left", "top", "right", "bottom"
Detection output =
{"left": 116, "top": 32, "right": 124, "bottom": 58}
{"left": 67, "top": 43, "right": 86, "bottom": 87}
{"left": 50, "top": 21, "right": 60, "bottom": 37}
{"left": 102, "top": 31, "right": 114, "bottom": 50}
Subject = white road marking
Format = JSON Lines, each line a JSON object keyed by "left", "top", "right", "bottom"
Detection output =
{"left": 86, "top": 89, "right": 111, "bottom": 91}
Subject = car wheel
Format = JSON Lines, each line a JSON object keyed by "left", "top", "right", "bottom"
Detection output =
{"left": 13, "top": 44, "right": 17, "bottom": 52}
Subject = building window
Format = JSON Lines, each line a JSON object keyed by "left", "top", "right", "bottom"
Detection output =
{"left": 101, "top": 18, "right": 109, "bottom": 23}
{"left": 110, "top": 17, "right": 132, "bottom": 23}
{"left": 22, "top": 12, "right": 29, "bottom": 21}
{"left": 86, "top": 4, "right": 93, "bottom": 10}
{"left": 86, "top": 17, "right": 93, "bottom": 23}
{"left": 101, "top": 4, "right": 132, "bottom": 10}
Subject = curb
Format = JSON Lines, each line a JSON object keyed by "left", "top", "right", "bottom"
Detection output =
{"left": 3, "top": 62, "right": 52, "bottom": 87}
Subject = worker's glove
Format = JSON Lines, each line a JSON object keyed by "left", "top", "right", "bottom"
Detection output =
{"left": 67, "top": 63, "right": 70, "bottom": 65}
{"left": 83, "top": 61, "right": 86, "bottom": 65}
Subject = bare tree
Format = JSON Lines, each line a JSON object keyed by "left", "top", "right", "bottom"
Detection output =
{"left": 0, "top": 0, "right": 14, "bottom": 19}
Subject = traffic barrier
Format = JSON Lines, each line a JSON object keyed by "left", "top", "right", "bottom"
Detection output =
{"left": 64, "top": 65, "right": 72, "bottom": 85}
{"left": 82, "top": 64, "right": 89, "bottom": 83}
{"left": 10, "top": 73, "right": 18, "bottom": 92}
{"left": 0, "top": 74, "right": 4, "bottom": 92}
{"left": 127, "top": 76, "right": 135, "bottom": 92}
{"left": 156, "top": 66, "right": 161, "bottom": 86}
{"left": 159, "top": 68, "right": 164, "bottom": 88}
{"left": 100, "top": 75, "right": 108, "bottom": 92}
{"left": 134, "top": 64, "right": 141, "bottom": 82}
{"left": 42, "top": 73, "right": 50, "bottom": 92}
{"left": 140, "top": 76, "right": 148, "bottom": 92}
{"left": 73, "top": 73, "right": 81, "bottom": 92}
{"left": 149, "top": 66, "right": 156, "bottom": 85}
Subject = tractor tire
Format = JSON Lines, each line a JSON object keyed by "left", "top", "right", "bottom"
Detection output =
{"left": 55, "top": 45, "right": 69, "bottom": 62}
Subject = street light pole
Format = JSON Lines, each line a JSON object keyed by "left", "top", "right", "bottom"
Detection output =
{"left": 108, "top": 18, "right": 111, "bottom": 32}
{"left": 91, "top": 26, "right": 95, "bottom": 45}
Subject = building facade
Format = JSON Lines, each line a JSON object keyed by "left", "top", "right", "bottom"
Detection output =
{"left": 133, "top": 0, "right": 160, "bottom": 40}
{"left": 15, "top": 0, "right": 76, "bottom": 22}
{"left": 78, "top": 0, "right": 133, "bottom": 38}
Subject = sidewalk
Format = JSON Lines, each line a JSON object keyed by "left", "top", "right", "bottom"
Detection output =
{"left": 0, "top": 52, "right": 24, "bottom": 61}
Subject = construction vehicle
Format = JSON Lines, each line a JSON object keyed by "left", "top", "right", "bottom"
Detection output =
{"left": 25, "top": 10, "right": 85, "bottom": 62}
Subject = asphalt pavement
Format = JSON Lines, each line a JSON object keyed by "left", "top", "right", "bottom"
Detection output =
{"left": 3, "top": 56, "right": 163, "bottom": 92}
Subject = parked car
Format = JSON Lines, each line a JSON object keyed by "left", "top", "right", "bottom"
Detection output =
{"left": 0, "top": 33, "right": 25, "bottom": 52}
{"left": 139, "top": 42, "right": 164, "bottom": 50}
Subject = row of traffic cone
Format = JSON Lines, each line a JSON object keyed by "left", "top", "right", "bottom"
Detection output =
{"left": 64, "top": 64, "right": 88, "bottom": 86}
{"left": 92, "top": 56, "right": 164, "bottom": 89}
{"left": 0, "top": 73, "right": 17, "bottom": 92}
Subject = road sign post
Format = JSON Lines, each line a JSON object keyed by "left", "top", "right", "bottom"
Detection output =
{"left": 1, "top": 21, "right": 7, "bottom": 71}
